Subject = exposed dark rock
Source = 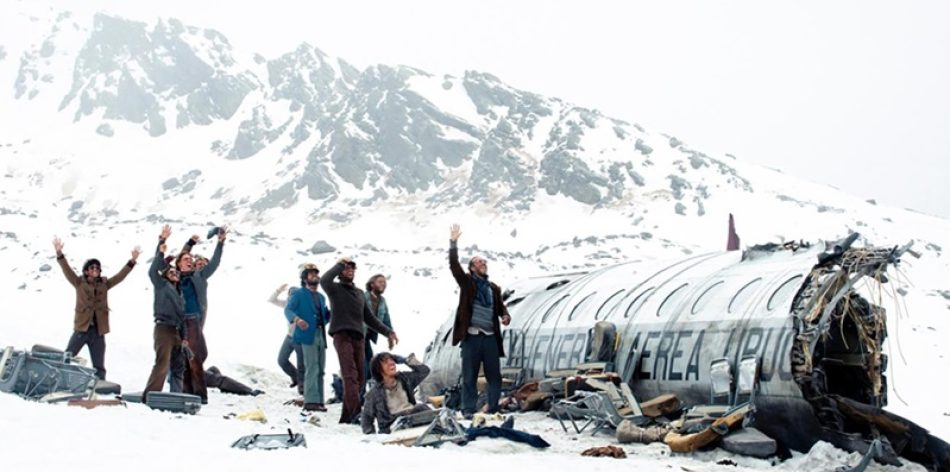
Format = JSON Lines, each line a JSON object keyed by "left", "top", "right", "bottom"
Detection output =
{"left": 95, "top": 123, "right": 114, "bottom": 137}
{"left": 309, "top": 240, "right": 336, "bottom": 255}
{"left": 635, "top": 139, "right": 653, "bottom": 155}
{"left": 667, "top": 175, "right": 691, "bottom": 200}
{"left": 162, "top": 178, "right": 180, "bottom": 190}
{"left": 58, "top": 14, "right": 255, "bottom": 136}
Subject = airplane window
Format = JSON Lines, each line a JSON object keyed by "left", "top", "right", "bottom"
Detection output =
{"left": 624, "top": 287, "right": 656, "bottom": 318}
{"left": 568, "top": 292, "right": 598, "bottom": 321}
{"left": 729, "top": 278, "right": 763, "bottom": 314}
{"left": 506, "top": 297, "right": 526, "bottom": 308}
{"left": 541, "top": 294, "right": 570, "bottom": 323}
{"left": 767, "top": 275, "right": 804, "bottom": 311}
{"left": 657, "top": 283, "right": 690, "bottom": 318}
{"left": 546, "top": 280, "right": 570, "bottom": 290}
{"left": 596, "top": 289, "right": 626, "bottom": 320}
{"left": 691, "top": 281, "right": 725, "bottom": 315}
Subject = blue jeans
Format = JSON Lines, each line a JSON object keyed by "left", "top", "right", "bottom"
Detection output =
{"left": 460, "top": 333, "right": 502, "bottom": 414}
{"left": 278, "top": 336, "right": 305, "bottom": 385}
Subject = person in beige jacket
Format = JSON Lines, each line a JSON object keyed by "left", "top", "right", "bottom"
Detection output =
{"left": 53, "top": 237, "right": 140, "bottom": 380}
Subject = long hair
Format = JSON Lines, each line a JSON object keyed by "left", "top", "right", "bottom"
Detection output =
{"left": 369, "top": 352, "right": 395, "bottom": 383}
{"left": 365, "top": 274, "right": 385, "bottom": 292}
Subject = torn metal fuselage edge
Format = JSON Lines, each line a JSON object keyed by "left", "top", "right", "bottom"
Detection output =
{"left": 422, "top": 234, "right": 950, "bottom": 470}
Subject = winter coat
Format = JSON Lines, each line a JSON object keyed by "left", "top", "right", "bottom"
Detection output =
{"left": 361, "top": 360, "right": 430, "bottom": 434}
{"left": 178, "top": 239, "right": 223, "bottom": 316}
{"left": 320, "top": 263, "right": 393, "bottom": 338}
{"left": 284, "top": 287, "right": 330, "bottom": 345}
{"left": 56, "top": 254, "right": 135, "bottom": 335}
{"left": 363, "top": 292, "right": 392, "bottom": 344}
{"left": 449, "top": 241, "right": 509, "bottom": 356}
{"left": 148, "top": 241, "right": 187, "bottom": 337}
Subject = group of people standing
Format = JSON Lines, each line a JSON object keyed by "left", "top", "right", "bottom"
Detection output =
{"left": 53, "top": 223, "right": 512, "bottom": 430}
{"left": 276, "top": 256, "right": 397, "bottom": 423}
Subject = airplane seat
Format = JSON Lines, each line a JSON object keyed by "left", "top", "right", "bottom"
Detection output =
{"left": 585, "top": 321, "right": 618, "bottom": 369}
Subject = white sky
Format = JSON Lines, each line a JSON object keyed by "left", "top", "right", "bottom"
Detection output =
{"left": 35, "top": 0, "right": 950, "bottom": 218}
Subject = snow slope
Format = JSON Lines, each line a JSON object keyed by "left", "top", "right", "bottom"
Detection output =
{"left": 0, "top": 3, "right": 948, "bottom": 471}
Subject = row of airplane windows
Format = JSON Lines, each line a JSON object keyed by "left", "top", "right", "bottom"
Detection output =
{"left": 437, "top": 274, "right": 807, "bottom": 346}
{"left": 533, "top": 274, "right": 805, "bottom": 324}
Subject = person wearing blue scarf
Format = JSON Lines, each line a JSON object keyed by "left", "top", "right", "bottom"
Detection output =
{"left": 473, "top": 273, "right": 493, "bottom": 307}
{"left": 448, "top": 224, "right": 511, "bottom": 418}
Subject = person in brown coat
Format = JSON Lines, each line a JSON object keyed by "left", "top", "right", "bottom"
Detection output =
{"left": 448, "top": 224, "right": 510, "bottom": 417}
{"left": 53, "top": 237, "right": 140, "bottom": 380}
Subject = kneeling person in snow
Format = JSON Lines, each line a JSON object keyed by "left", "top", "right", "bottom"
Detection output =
{"left": 361, "top": 353, "right": 431, "bottom": 434}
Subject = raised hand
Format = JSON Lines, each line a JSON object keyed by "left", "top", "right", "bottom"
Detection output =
{"left": 190, "top": 234, "right": 201, "bottom": 243}
{"left": 450, "top": 224, "right": 461, "bottom": 242}
{"left": 131, "top": 246, "right": 142, "bottom": 261}
{"left": 160, "top": 224, "right": 172, "bottom": 241}
{"left": 217, "top": 225, "right": 228, "bottom": 242}
{"left": 53, "top": 237, "right": 64, "bottom": 254}
{"left": 339, "top": 256, "right": 352, "bottom": 265}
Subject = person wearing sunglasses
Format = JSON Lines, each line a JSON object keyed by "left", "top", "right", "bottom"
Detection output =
{"left": 53, "top": 236, "right": 140, "bottom": 380}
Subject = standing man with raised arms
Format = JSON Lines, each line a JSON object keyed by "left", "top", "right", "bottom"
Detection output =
{"left": 321, "top": 257, "right": 398, "bottom": 424}
{"left": 448, "top": 224, "right": 511, "bottom": 418}
{"left": 53, "top": 236, "right": 140, "bottom": 380}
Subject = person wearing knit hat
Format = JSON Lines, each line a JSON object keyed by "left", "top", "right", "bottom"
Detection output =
{"left": 321, "top": 257, "right": 398, "bottom": 424}
{"left": 285, "top": 263, "right": 331, "bottom": 411}
{"left": 53, "top": 236, "right": 140, "bottom": 380}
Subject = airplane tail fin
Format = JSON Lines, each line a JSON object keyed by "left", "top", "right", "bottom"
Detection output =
{"left": 727, "top": 213, "right": 740, "bottom": 251}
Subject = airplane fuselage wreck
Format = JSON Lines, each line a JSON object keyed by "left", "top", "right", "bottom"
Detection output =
{"left": 422, "top": 235, "right": 949, "bottom": 470}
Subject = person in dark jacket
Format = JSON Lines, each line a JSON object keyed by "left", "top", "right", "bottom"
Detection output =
{"left": 144, "top": 225, "right": 189, "bottom": 398}
{"left": 52, "top": 237, "right": 140, "bottom": 380}
{"left": 268, "top": 283, "right": 305, "bottom": 392}
{"left": 204, "top": 366, "right": 264, "bottom": 396}
{"left": 361, "top": 353, "right": 430, "bottom": 434}
{"left": 285, "top": 265, "right": 331, "bottom": 412}
{"left": 362, "top": 274, "right": 393, "bottom": 392}
{"left": 166, "top": 229, "right": 226, "bottom": 401}
{"left": 321, "top": 258, "right": 398, "bottom": 424}
{"left": 448, "top": 224, "right": 511, "bottom": 416}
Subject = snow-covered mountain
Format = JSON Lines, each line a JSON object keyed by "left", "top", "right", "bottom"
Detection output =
{"left": 1, "top": 4, "right": 948, "bottom": 470}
